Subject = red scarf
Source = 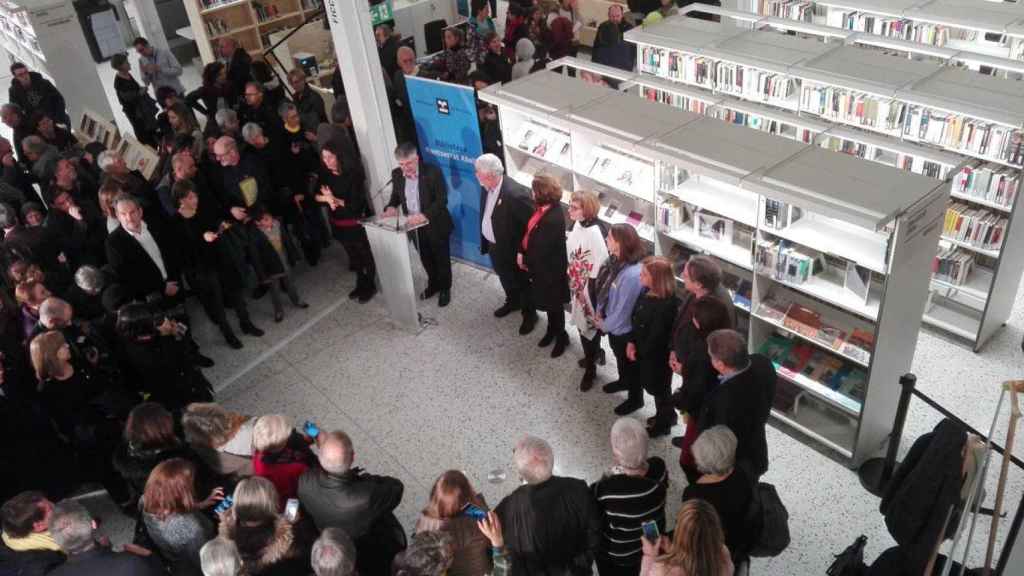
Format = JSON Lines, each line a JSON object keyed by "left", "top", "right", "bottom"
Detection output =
{"left": 521, "top": 204, "right": 551, "bottom": 252}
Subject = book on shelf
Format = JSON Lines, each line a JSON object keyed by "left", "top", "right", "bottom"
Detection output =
{"left": 760, "top": 334, "right": 868, "bottom": 405}
{"left": 840, "top": 329, "right": 874, "bottom": 365}
{"left": 943, "top": 202, "right": 1007, "bottom": 251}
{"left": 697, "top": 211, "right": 734, "bottom": 242}
{"left": 759, "top": 0, "right": 814, "bottom": 22}
{"left": 953, "top": 166, "right": 1019, "bottom": 209}
{"left": 903, "top": 108, "right": 1023, "bottom": 165}
{"left": 723, "top": 273, "right": 753, "bottom": 310}
{"left": 658, "top": 164, "right": 686, "bottom": 193}
{"left": 844, "top": 262, "right": 871, "bottom": 305}
{"left": 657, "top": 197, "right": 694, "bottom": 230}
{"left": 755, "top": 239, "right": 822, "bottom": 285}
{"left": 762, "top": 198, "right": 790, "bottom": 229}
{"left": 627, "top": 211, "right": 644, "bottom": 228}
{"left": 712, "top": 62, "right": 797, "bottom": 106}
{"left": 932, "top": 246, "right": 975, "bottom": 286}
{"left": 756, "top": 293, "right": 792, "bottom": 323}
{"left": 782, "top": 303, "right": 821, "bottom": 339}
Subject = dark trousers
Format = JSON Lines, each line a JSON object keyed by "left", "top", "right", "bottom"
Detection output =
{"left": 415, "top": 227, "right": 451, "bottom": 291}
{"left": 335, "top": 225, "right": 376, "bottom": 292}
{"left": 268, "top": 275, "right": 302, "bottom": 315}
{"left": 596, "top": 556, "right": 640, "bottom": 576}
{"left": 609, "top": 332, "right": 641, "bottom": 403}
{"left": 581, "top": 330, "right": 603, "bottom": 370}
{"left": 490, "top": 251, "right": 533, "bottom": 315}
{"left": 542, "top": 305, "right": 566, "bottom": 337}
{"left": 194, "top": 268, "right": 250, "bottom": 329}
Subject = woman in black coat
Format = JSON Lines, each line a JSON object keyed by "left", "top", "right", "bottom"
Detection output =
{"left": 186, "top": 62, "right": 237, "bottom": 118}
{"left": 628, "top": 256, "right": 680, "bottom": 438}
{"left": 111, "top": 53, "right": 158, "bottom": 147}
{"left": 672, "top": 295, "right": 732, "bottom": 481}
{"left": 314, "top": 140, "right": 377, "bottom": 303}
{"left": 518, "top": 174, "right": 569, "bottom": 358}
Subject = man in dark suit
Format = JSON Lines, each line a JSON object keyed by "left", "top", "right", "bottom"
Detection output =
{"left": 218, "top": 38, "right": 252, "bottom": 104}
{"left": 48, "top": 500, "right": 164, "bottom": 576}
{"left": 383, "top": 143, "right": 454, "bottom": 307}
{"left": 698, "top": 329, "right": 776, "bottom": 483}
{"left": 105, "top": 193, "right": 181, "bottom": 303}
{"left": 474, "top": 153, "right": 536, "bottom": 334}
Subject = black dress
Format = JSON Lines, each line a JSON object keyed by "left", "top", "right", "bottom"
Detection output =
{"left": 522, "top": 204, "right": 570, "bottom": 313}
{"left": 317, "top": 166, "right": 376, "bottom": 296}
{"left": 682, "top": 467, "right": 753, "bottom": 561}
{"left": 113, "top": 74, "right": 158, "bottom": 146}
{"left": 630, "top": 292, "right": 680, "bottom": 431}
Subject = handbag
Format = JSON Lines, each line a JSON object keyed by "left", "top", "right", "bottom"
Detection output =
{"left": 749, "top": 482, "right": 790, "bottom": 557}
{"left": 827, "top": 535, "right": 867, "bottom": 576}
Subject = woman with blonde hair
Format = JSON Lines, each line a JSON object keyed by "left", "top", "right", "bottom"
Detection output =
{"left": 252, "top": 414, "right": 316, "bottom": 505}
{"left": 566, "top": 189, "right": 609, "bottom": 391}
{"left": 631, "top": 256, "right": 680, "bottom": 437}
{"left": 218, "top": 476, "right": 312, "bottom": 576}
{"left": 414, "top": 470, "right": 491, "bottom": 575}
{"left": 640, "top": 499, "right": 733, "bottom": 576}
{"left": 141, "top": 458, "right": 223, "bottom": 573}
{"left": 181, "top": 402, "right": 255, "bottom": 477}
{"left": 518, "top": 174, "right": 570, "bottom": 358}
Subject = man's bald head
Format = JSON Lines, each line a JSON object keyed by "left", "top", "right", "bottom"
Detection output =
{"left": 318, "top": 431, "right": 354, "bottom": 475}
{"left": 212, "top": 136, "right": 239, "bottom": 167}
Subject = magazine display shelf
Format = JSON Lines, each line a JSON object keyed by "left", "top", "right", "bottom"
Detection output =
{"left": 624, "top": 13, "right": 1024, "bottom": 351}
{"left": 750, "top": 0, "right": 1024, "bottom": 62}
{"left": 482, "top": 72, "right": 950, "bottom": 464}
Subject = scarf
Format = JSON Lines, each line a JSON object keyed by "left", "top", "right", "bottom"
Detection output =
{"left": 595, "top": 255, "right": 627, "bottom": 313}
{"left": 2, "top": 530, "right": 61, "bottom": 552}
{"left": 521, "top": 204, "right": 551, "bottom": 252}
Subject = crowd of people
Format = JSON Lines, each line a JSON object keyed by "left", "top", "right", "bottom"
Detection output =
{"left": 0, "top": 1, "right": 776, "bottom": 575}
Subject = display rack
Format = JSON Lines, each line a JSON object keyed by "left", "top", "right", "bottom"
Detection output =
{"left": 184, "top": 0, "right": 323, "bottom": 64}
{"left": 625, "top": 12, "right": 1024, "bottom": 350}
{"left": 752, "top": 0, "right": 1024, "bottom": 61}
{"left": 482, "top": 71, "right": 950, "bottom": 464}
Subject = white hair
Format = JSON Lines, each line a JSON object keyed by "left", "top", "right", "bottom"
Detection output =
{"left": 96, "top": 150, "right": 120, "bottom": 171}
{"left": 312, "top": 527, "right": 357, "bottom": 576}
{"left": 241, "top": 122, "right": 263, "bottom": 144}
{"left": 610, "top": 417, "right": 649, "bottom": 470}
{"left": 252, "top": 414, "right": 291, "bottom": 452}
{"left": 215, "top": 108, "right": 238, "bottom": 129}
{"left": 200, "top": 537, "right": 242, "bottom": 576}
{"left": 514, "top": 435, "right": 554, "bottom": 484}
{"left": 49, "top": 501, "right": 95, "bottom": 555}
{"left": 692, "top": 425, "right": 737, "bottom": 476}
{"left": 39, "top": 297, "right": 71, "bottom": 328}
{"left": 474, "top": 153, "right": 504, "bottom": 176}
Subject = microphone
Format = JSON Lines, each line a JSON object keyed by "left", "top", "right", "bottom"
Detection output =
{"left": 369, "top": 175, "right": 398, "bottom": 231}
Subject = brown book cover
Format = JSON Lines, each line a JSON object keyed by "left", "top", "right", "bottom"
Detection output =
{"left": 783, "top": 304, "right": 822, "bottom": 339}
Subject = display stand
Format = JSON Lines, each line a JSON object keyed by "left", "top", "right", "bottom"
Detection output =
{"left": 482, "top": 71, "right": 950, "bottom": 465}
{"left": 363, "top": 216, "right": 426, "bottom": 334}
{"left": 624, "top": 11, "right": 1024, "bottom": 351}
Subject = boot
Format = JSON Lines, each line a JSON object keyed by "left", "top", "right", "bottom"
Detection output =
{"left": 551, "top": 331, "right": 568, "bottom": 358}
{"left": 580, "top": 365, "right": 596, "bottom": 392}
{"left": 220, "top": 323, "right": 243, "bottom": 350}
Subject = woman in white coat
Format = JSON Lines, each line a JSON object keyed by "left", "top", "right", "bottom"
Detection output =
{"left": 566, "top": 190, "right": 609, "bottom": 391}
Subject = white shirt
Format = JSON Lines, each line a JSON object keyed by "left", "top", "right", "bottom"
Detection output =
{"left": 481, "top": 176, "right": 503, "bottom": 244}
{"left": 126, "top": 221, "right": 168, "bottom": 281}
{"left": 404, "top": 174, "right": 421, "bottom": 214}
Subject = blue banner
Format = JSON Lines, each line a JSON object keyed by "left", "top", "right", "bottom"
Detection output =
{"left": 405, "top": 76, "right": 488, "bottom": 268}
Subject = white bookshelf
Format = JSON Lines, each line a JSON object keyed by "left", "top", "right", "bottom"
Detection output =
{"left": 483, "top": 72, "right": 950, "bottom": 464}
{"left": 623, "top": 13, "right": 1024, "bottom": 351}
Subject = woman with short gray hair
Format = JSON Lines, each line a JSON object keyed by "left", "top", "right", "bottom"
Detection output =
{"left": 200, "top": 536, "right": 242, "bottom": 576}
{"left": 682, "top": 425, "right": 753, "bottom": 565}
{"left": 591, "top": 417, "right": 668, "bottom": 575}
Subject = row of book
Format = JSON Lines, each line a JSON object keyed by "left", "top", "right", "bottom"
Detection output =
{"left": 639, "top": 48, "right": 715, "bottom": 87}
{"left": 932, "top": 246, "right": 975, "bottom": 287}
{"left": 642, "top": 88, "right": 711, "bottom": 115}
{"left": 757, "top": 295, "right": 874, "bottom": 364}
{"left": 759, "top": 0, "right": 814, "bottom": 22}
{"left": 800, "top": 85, "right": 906, "bottom": 133}
{"left": 759, "top": 334, "right": 868, "bottom": 410}
{"left": 818, "top": 136, "right": 946, "bottom": 179}
{"left": 755, "top": 239, "right": 820, "bottom": 285}
{"left": 904, "top": 109, "right": 1024, "bottom": 166}
{"left": 585, "top": 148, "right": 654, "bottom": 199}
{"left": 712, "top": 63, "right": 798, "bottom": 105}
{"left": 714, "top": 110, "right": 815, "bottom": 143}
{"left": 943, "top": 203, "right": 1007, "bottom": 252}
{"left": 952, "top": 166, "right": 1019, "bottom": 209}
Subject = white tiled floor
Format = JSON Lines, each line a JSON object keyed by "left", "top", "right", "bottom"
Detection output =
{"left": 198, "top": 245, "right": 1024, "bottom": 575}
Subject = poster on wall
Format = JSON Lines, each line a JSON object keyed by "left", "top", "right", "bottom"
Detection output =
{"left": 404, "top": 75, "right": 488, "bottom": 268}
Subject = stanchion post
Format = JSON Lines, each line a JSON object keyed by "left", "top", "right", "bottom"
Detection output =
{"left": 858, "top": 373, "right": 917, "bottom": 497}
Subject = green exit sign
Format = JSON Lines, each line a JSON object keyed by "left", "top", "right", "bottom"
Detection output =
{"left": 370, "top": 1, "right": 393, "bottom": 26}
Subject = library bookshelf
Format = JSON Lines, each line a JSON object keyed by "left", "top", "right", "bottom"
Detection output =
{"left": 0, "top": 1, "right": 46, "bottom": 77}
{"left": 749, "top": 0, "right": 1024, "bottom": 62}
{"left": 184, "top": 0, "right": 323, "bottom": 64}
{"left": 623, "top": 11, "right": 1024, "bottom": 351}
{"left": 480, "top": 71, "right": 950, "bottom": 464}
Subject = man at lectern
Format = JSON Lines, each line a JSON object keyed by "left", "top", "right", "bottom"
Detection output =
{"left": 382, "top": 143, "right": 454, "bottom": 307}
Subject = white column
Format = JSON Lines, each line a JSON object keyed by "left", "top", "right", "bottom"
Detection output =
{"left": 323, "top": 0, "right": 397, "bottom": 214}
{"left": 127, "top": 0, "right": 169, "bottom": 51}
{"left": 25, "top": 0, "right": 114, "bottom": 123}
